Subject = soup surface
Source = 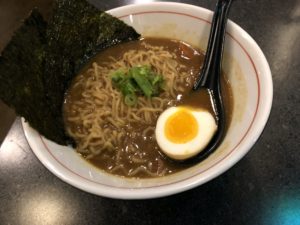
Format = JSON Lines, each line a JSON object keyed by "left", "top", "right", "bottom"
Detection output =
{"left": 63, "top": 37, "right": 233, "bottom": 178}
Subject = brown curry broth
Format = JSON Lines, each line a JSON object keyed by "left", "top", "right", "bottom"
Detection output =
{"left": 64, "top": 37, "right": 233, "bottom": 178}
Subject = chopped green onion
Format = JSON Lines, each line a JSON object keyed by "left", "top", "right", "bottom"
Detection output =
{"left": 120, "top": 79, "right": 137, "bottom": 96}
{"left": 124, "top": 94, "right": 137, "bottom": 106}
{"left": 151, "top": 74, "right": 163, "bottom": 86}
{"left": 111, "top": 69, "right": 126, "bottom": 83}
{"left": 110, "top": 65, "right": 165, "bottom": 106}
{"left": 131, "top": 67, "right": 153, "bottom": 98}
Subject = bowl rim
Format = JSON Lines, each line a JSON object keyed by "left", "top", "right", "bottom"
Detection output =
{"left": 22, "top": 2, "right": 273, "bottom": 199}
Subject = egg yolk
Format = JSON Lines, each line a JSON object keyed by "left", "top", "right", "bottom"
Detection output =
{"left": 165, "top": 109, "right": 198, "bottom": 144}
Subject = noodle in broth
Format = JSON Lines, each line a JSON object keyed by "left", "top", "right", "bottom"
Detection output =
{"left": 63, "top": 38, "right": 233, "bottom": 178}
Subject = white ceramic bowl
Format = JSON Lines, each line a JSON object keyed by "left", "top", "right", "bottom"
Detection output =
{"left": 22, "top": 2, "right": 272, "bottom": 199}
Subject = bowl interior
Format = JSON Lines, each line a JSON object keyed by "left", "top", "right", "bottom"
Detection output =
{"left": 22, "top": 2, "right": 272, "bottom": 199}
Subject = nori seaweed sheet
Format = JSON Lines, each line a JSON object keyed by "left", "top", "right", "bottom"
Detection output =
{"left": 0, "top": 0, "right": 140, "bottom": 145}
{"left": 0, "top": 10, "right": 69, "bottom": 144}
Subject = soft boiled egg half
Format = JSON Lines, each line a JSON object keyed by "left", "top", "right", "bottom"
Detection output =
{"left": 155, "top": 106, "right": 217, "bottom": 160}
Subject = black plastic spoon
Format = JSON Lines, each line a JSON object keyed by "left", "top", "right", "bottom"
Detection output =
{"left": 185, "top": 0, "right": 233, "bottom": 163}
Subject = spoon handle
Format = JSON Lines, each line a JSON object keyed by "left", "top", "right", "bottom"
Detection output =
{"left": 193, "top": 0, "right": 232, "bottom": 91}
{"left": 184, "top": 0, "right": 232, "bottom": 163}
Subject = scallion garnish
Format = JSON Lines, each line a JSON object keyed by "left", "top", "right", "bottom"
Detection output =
{"left": 110, "top": 65, "right": 165, "bottom": 106}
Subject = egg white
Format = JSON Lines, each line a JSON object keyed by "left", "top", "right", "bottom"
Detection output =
{"left": 155, "top": 107, "right": 217, "bottom": 160}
